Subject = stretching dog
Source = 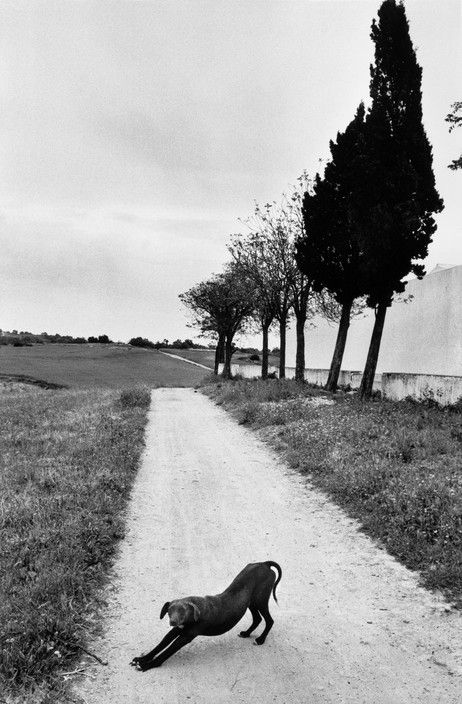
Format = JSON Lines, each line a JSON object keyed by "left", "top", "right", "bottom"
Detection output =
{"left": 130, "top": 560, "right": 282, "bottom": 671}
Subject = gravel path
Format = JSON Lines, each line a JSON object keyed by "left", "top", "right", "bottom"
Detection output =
{"left": 73, "top": 388, "right": 461, "bottom": 703}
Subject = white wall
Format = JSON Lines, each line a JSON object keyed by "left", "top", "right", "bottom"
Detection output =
{"left": 286, "top": 265, "right": 462, "bottom": 376}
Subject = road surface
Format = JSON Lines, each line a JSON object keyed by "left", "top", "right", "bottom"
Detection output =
{"left": 73, "top": 388, "right": 461, "bottom": 703}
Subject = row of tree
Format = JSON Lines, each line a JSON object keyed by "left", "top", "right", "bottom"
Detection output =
{"left": 128, "top": 337, "right": 208, "bottom": 350}
{"left": 180, "top": 0, "right": 446, "bottom": 399}
{"left": 0, "top": 330, "right": 111, "bottom": 345}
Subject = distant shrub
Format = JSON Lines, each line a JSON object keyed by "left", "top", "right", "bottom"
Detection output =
{"left": 88, "top": 335, "right": 112, "bottom": 344}
{"left": 129, "top": 337, "right": 155, "bottom": 349}
{"left": 171, "top": 338, "right": 194, "bottom": 349}
{"left": 249, "top": 353, "right": 260, "bottom": 361}
{"left": 120, "top": 387, "right": 151, "bottom": 409}
{"left": 152, "top": 338, "right": 199, "bottom": 349}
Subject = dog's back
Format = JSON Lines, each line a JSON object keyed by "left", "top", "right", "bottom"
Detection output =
{"left": 226, "top": 561, "right": 282, "bottom": 603}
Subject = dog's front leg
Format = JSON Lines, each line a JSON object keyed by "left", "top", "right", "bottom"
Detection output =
{"left": 130, "top": 627, "right": 181, "bottom": 669}
{"left": 139, "top": 632, "right": 196, "bottom": 670}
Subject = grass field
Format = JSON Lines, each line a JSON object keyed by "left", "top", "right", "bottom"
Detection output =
{"left": 0, "top": 382, "right": 151, "bottom": 702}
{"left": 202, "top": 378, "right": 462, "bottom": 607}
{"left": 0, "top": 343, "right": 208, "bottom": 389}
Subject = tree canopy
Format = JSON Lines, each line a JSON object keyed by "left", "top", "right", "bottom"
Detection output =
{"left": 179, "top": 264, "right": 255, "bottom": 376}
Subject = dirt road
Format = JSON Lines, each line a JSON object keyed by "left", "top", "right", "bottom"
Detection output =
{"left": 73, "top": 388, "right": 461, "bottom": 703}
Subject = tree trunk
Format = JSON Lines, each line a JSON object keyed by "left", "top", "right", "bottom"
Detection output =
{"left": 360, "top": 300, "right": 388, "bottom": 400}
{"left": 261, "top": 324, "right": 270, "bottom": 380}
{"left": 279, "top": 317, "right": 286, "bottom": 379}
{"left": 295, "top": 314, "right": 306, "bottom": 383}
{"left": 214, "top": 333, "right": 225, "bottom": 375}
{"left": 222, "top": 334, "right": 233, "bottom": 379}
{"left": 325, "top": 299, "right": 353, "bottom": 392}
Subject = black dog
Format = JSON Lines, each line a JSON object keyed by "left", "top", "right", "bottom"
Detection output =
{"left": 130, "top": 560, "right": 282, "bottom": 671}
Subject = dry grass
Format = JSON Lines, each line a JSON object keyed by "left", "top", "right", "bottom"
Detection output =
{"left": 0, "top": 382, "right": 150, "bottom": 701}
{"left": 202, "top": 378, "right": 462, "bottom": 607}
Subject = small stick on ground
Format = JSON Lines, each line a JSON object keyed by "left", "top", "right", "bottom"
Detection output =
{"left": 76, "top": 645, "right": 108, "bottom": 666}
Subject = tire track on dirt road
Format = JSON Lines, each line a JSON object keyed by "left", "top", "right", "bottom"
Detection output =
{"left": 73, "top": 388, "right": 461, "bottom": 703}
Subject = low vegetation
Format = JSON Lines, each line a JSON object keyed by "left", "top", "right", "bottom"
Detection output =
{"left": 0, "top": 382, "right": 150, "bottom": 701}
{"left": 202, "top": 378, "right": 462, "bottom": 607}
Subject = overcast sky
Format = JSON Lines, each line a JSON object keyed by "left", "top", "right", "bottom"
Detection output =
{"left": 0, "top": 0, "right": 460, "bottom": 343}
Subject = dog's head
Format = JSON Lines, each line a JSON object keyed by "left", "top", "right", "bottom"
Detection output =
{"left": 160, "top": 599, "right": 200, "bottom": 628}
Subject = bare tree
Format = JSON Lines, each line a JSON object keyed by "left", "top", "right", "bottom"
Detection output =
{"left": 228, "top": 231, "right": 278, "bottom": 379}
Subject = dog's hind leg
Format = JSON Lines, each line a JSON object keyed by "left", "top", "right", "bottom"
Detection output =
{"left": 238, "top": 607, "right": 262, "bottom": 638}
{"left": 253, "top": 604, "right": 274, "bottom": 645}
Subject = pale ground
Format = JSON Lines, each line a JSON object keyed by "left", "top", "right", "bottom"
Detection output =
{"left": 72, "top": 388, "right": 461, "bottom": 704}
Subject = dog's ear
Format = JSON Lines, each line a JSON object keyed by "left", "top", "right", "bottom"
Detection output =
{"left": 186, "top": 601, "right": 200, "bottom": 622}
{"left": 159, "top": 601, "right": 170, "bottom": 619}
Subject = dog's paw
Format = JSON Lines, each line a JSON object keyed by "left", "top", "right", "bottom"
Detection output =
{"left": 238, "top": 631, "right": 250, "bottom": 638}
{"left": 254, "top": 637, "right": 265, "bottom": 646}
{"left": 133, "top": 660, "right": 148, "bottom": 672}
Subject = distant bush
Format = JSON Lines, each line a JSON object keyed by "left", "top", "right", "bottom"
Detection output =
{"left": 129, "top": 337, "right": 155, "bottom": 349}
{"left": 87, "top": 335, "right": 112, "bottom": 344}
{"left": 152, "top": 338, "right": 202, "bottom": 350}
{"left": 120, "top": 387, "right": 151, "bottom": 409}
{"left": 249, "top": 353, "right": 260, "bottom": 361}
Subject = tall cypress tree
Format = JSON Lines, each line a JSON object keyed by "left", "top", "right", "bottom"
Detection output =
{"left": 359, "top": 0, "right": 443, "bottom": 399}
{"left": 297, "top": 103, "right": 369, "bottom": 391}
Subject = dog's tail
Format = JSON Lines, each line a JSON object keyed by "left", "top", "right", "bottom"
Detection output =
{"left": 265, "top": 561, "right": 282, "bottom": 604}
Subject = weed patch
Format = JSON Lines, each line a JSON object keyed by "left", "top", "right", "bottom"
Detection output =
{"left": 0, "top": 383, "right": 150, "bottom": 701}
{"left": 119, "top": 386, "right": 151, "bottom": 409}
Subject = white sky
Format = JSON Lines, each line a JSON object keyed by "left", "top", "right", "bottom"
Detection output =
{"left": 0, "top": 0, "right": 460, "bottom": 343}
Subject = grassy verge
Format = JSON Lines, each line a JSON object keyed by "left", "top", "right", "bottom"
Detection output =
{"left": 0, "top": 382, "right": 151, "bottom": 702}
{"left": 202, "top": 378, "right": 462, "bottom": 607}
